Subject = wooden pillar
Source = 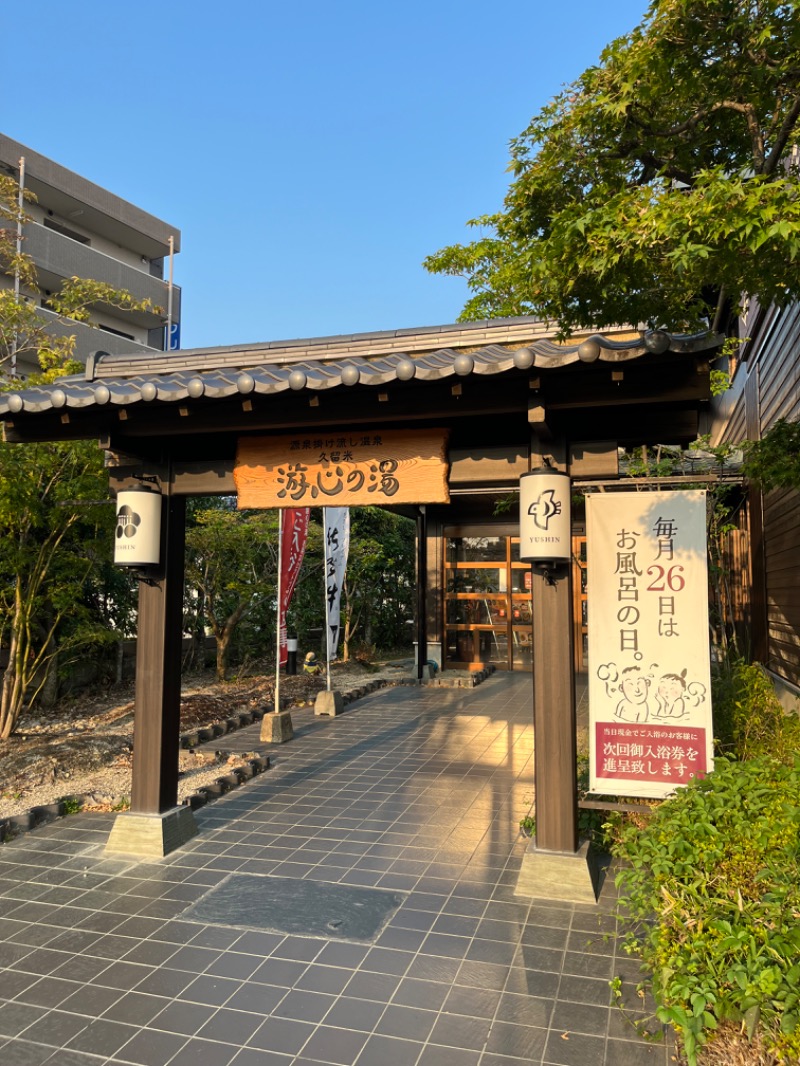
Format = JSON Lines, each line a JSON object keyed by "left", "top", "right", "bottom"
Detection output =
{"left": 529, "top": 435, "right": 578, "bottom": 854}
{"left": 130, "top": 491, "right": 186, "bottom": 814}
{"left": 531, "top": 565, "right": 578, "bottom": 853}
{"left": 416, "top": 505, "right": 428, "bottom": 680}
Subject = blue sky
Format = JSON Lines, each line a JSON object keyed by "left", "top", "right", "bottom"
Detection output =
{"left": 6, "top": 1, "right": 649, "bottom": 350}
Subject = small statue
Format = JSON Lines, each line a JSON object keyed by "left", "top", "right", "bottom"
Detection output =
{"left": 303, "top": 651, "right": 322, "bottom": 676}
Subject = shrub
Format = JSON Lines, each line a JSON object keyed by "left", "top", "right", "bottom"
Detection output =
{"left": 614, "top": 756, "right": 800, "bottom": 1065}
{"left": 712, "top": 660, "right": 800, "bottom": 763}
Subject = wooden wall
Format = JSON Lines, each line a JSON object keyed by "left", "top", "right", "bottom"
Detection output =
{"left": 712, "top": 304, "right": 800, "bottom": 687}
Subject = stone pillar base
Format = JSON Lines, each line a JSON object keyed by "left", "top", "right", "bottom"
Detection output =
{"left": 261, "top": 710, "right": 294, "bottom": 743}
{"left": 315, "top": 690, "right": 344, "bottom": 716}
{"left": 105, "top": 805, "right": 198, "bottom": 858}
{"left": 514, "top": 839, "right": 600, "bottom": 905}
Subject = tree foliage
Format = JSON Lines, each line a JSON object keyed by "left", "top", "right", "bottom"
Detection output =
{"left": 183, "top": 505, "right": 415, "bottom": 673}
{"left": 341, "top": 508, "right": 415, "bottom": 659}
{"left": 0, "top": 440, "right": 113, "bottom": 737}
{"left": 742, "top": 417, "right": 800, "bottom": 491}
{"left": 185, "top": 504, "right": 281, "bottom": 681}
{"left": 425, "top": 0, "right": 800, "bottom": 336}
{"left": 0, "top": 172, "right": 160, "bottom": 732}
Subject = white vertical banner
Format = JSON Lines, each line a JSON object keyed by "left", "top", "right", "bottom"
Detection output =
{"left": 324, "top": 508, "right": 350, "bottom": 663}
{"left": 586, "top": 490, "right": 714, "bottom": 799}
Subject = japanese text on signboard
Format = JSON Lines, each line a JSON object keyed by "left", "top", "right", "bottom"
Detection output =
{"left": 235, "top": 429, "right": 449, "bottom": 509}
{"left": 586, "top": 491, "right": 713, "bottom": 799}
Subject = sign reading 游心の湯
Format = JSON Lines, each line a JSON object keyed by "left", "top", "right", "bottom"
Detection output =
{"left": 235, "top": 429, "right": 449, "bottom": 509}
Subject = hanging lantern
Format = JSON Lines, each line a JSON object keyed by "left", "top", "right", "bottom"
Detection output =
{"left": 114, "top": 485, "right": 162, "bottom": 567}
{"left": 519, "top": 469, "right": 572, "bottom": 565}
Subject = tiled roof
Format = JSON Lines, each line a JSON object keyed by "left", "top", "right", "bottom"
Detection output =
{"left": 0, "top": 321, "right": 723, "bottom": 419}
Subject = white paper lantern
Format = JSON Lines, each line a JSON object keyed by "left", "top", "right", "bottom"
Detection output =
{"left": 519, "top": 469, "right": 571, "bottom": 564}
{"left": 114, "top": 486, "right": 162, "bottom": 567}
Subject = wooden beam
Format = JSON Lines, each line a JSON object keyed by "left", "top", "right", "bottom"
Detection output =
{"left": 528, "top": 400, "right": 553, "bottom": 438}
{"left": 108, "top": 461, "right": 235, "bottom": 497}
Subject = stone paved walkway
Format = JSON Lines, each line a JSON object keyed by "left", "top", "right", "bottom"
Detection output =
{"left": 0, "top": 672, "right": 671, "bottom": 1065}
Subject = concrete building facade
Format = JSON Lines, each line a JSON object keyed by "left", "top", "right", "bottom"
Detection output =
{"left": 1, "top": 133, "right": 180, "bottom": 375}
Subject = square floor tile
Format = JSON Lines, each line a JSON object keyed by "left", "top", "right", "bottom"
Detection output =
{"left": 166, "top": 1037, "right": 238, "bottom": 1066}
{"left": 486, "top": 1020, "right": 548, "bottom": 1059}
{"left": 354, "top": 1034, "right": 422, "bottom": 1066}
{"left": 428, "top": 1013, "right": 492, "bottom": 1051}
{"left": 248, "top": 1017, "right": 315, "bottom": 1055}
{"left": 544, "top": 1029, "right": 606, "bottom": 1066}
{"left": 198, "top": 1008, "right": 264, "bottom": 1044}
{"left": 272, "top": 990, "right": 335, "bottom": 1024}
{"left": 375, "top": 1004, "right": 436, "bottom": 1042}
{"left": 299, "top": 1025, "right": 369, "bottom": 1065}
{"left": 65, "top": 1018, "right": 138, "bottom": 1056}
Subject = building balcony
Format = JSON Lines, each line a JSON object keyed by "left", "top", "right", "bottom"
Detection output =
{"left": 8, "top": 306, "right": 164, "bottom": 378}
{"left": 23, "top": 223, "right": 180, "bottom": 329}
{"left": 1, "top": 133, "right": 179, "bottom": 261}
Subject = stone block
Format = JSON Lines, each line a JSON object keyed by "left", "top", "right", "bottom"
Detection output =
{"left": 260, "top": 710, "right": 294, "bottom": 743}
{"left": 105, "top": 805, "right": 198, "bottom": 858}
{"left": 315, "top": 690, "right": 344, "bottom": 716}
{"left": 514, "top": 839, "right": 600, "bottom": 905}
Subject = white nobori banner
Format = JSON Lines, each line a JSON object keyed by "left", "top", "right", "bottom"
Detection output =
{"left": 324, "top": 507, "right": 350, "bottom": 661}
{"left": 586, "top": 490, "right": 714, "bottom": 799}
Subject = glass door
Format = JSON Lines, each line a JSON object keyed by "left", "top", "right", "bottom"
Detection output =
{"left": 443, "top": 535, "right": 533, "bottom": 670}
{"left": 509, "top": 541, "right": 533, "bottom": 668}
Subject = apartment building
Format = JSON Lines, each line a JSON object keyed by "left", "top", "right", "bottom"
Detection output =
{"left": 0, "top": 133, "right": 180, "bottom": 376}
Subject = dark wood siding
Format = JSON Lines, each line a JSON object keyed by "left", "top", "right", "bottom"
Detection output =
{"left": 752, "top": 307, "right": 799, "bottom": 685}
{"left": 763, "top": 487, "right": 800, "bottom": 679}
{"left": 711, "top": 303, "right": 800, "bottom": 687}
{"left": 758, "top": 306, "right": 800, "bottom": 685}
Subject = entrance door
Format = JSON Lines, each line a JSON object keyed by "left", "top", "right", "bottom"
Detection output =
{"left": 443, "top": 535, "right": 532, "bottom": 670}
{"left": 572, "top": 535, "right": 588, "bottom": 671}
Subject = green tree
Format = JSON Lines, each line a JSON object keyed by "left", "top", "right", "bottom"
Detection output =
{"left": 185, "top": 505, "right": 281, "bottom": 681}
{"left": 0, "top": 172, "right": 162, "bottom": 733}
{"left": 0, "top": 440, "right": 113, "bottom": 736}
{"left": 425, "top": 0, "right": 800, "bottom": 336}
{"left": 341, "top": 509, "right": 415, "bottom": 659}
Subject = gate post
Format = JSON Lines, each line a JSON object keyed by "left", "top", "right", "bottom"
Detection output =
{"left": 515, "top": 445, "right": 598, "bottom": 902}
{"left": 106, "top": 489, "right": 197, "bottom": 856}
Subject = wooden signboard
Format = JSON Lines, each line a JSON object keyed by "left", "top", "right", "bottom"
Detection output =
{"left": 235, "top": 428, "right": 450, "bottom": 509}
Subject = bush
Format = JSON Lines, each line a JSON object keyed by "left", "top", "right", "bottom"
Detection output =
{"left": 614, "top": 756, "right": 800, "bottom": 1065}
{"left": 712, "top": 660, "right": 800, "bottom": 763}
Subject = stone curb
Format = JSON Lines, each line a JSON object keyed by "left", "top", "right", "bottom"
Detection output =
{"left": 181, "top": 754, "right": 271, "bottom": 811}
{"left": 421, "top": 664, "right": 496, "bottom": 688}
{"left": 0, "top": 752, "right": 274, "bottom": 844}
{"left": 0, "top": 676, "right": 410, "bottom": 845}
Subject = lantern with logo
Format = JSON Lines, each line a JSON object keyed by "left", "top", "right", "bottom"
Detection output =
{"left": 114, "top": 484, "right": 162, "bottom": 569}
{"left": 519, "top": 468, "right": 571, "bottom": 578}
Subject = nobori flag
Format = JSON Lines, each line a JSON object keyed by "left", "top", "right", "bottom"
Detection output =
{"left": 324, "top": 508, "right": 350, "bottom": 660}
{"left": 278, "top": 508, "right": 309, "bottom": 665}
